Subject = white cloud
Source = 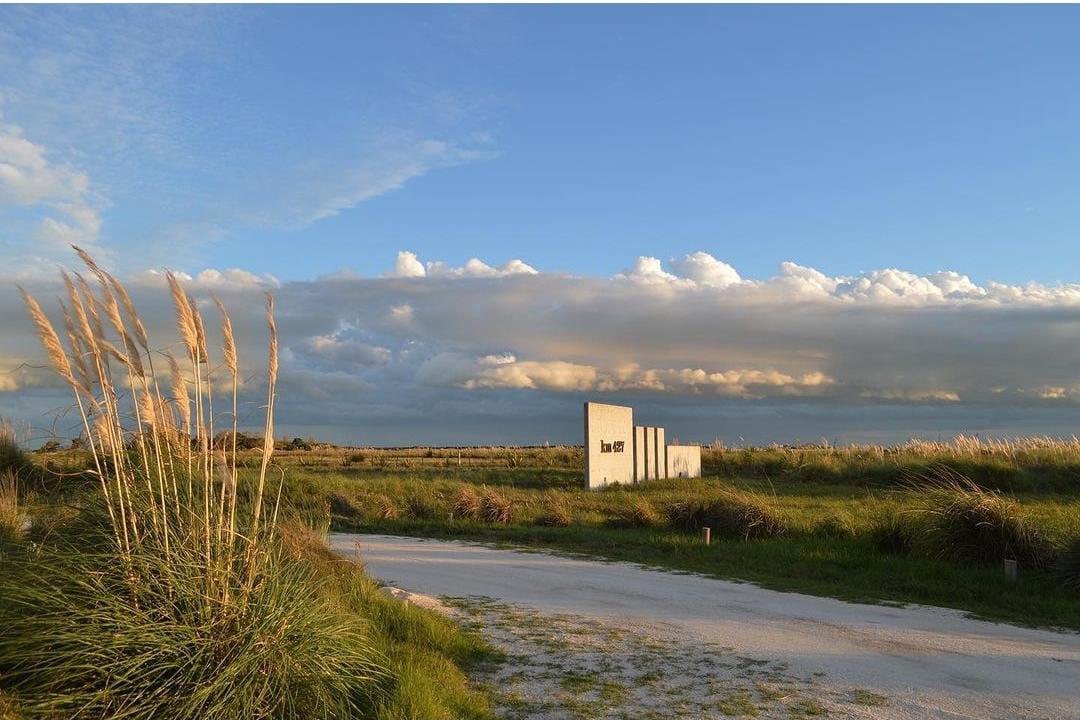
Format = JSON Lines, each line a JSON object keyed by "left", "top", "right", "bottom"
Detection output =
{"left": 384, "top": 251, "right": 426, "bottom": 278}
{"left": 9, "top": 249, "right": 1080, "bottom": 444}
{"left": 616, "top": 256, "right": 685, "bottom": 285}
{"left": 385, "top": 251, "right": 538, "bottom": 279}
{"left": 670, "top": 252, "right": 741, "bottom": 288}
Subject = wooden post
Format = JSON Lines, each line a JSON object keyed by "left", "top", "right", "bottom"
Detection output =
{"left": 1004, "top": 558, "right": 1018, "bottom": 583}
{"left": 702, "top": 527, "right": 711, "bottom": 545}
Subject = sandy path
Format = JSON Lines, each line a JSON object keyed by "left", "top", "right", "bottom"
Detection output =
{"left": 331, "top": 533, "right": 1080, "bottom": 720}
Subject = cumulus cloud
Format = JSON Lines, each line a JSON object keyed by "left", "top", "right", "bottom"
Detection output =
{"left": 7, "top": 249, "right": 1080, "bottom": 444}
{"left": 385, "top": 251, "right": 538, "bottom": 279}
{"left": 670, "top": 252, "right": 741, "bottom": 288}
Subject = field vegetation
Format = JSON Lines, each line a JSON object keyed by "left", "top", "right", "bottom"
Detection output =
{"left": 231, "top": 439, "right": 1080, "bottom": 630}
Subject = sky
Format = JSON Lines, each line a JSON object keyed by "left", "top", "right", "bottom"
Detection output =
{"left": 2, "top": 5, "right": 1080, "bottom": 447}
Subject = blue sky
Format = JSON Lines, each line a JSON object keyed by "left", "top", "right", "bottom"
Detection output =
{"left": 2, "top": 5, "right": 1079, "bottom": 282}
{"left": 3, "top": 5, "right": 1080, "bottom": 445}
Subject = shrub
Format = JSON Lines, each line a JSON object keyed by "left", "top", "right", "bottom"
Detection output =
{"left": 1056, "top": 536, "right": 1080, "bottom": 590}
{"left": 668, "top": 489, "right": 786, "bottom": 540}
{"left": 452, "top": 485, "right": 482, "bottom": 521}
{"left": 537, "top": 491, "right": 571, "bottom": 527}
{"left": 479, "top": 487, "right": 513, "bottom": 524}
{"left": 910, "top": 472, "right": 1053, "bottom": 568}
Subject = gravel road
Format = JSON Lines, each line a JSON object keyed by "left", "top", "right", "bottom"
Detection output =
{"left": 331, "top": 533, "right": 1080, "bottom": 719}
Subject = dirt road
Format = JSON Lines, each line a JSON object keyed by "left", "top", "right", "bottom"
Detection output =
{"left": 331, "top": 533, "right": 1080, "bottom": 719}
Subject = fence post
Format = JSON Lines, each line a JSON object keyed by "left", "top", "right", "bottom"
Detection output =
{"left": 702, "top": 527, "right": 711, "bottom": 545}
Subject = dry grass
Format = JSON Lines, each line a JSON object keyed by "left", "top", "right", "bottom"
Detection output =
{"left": 479, "top": 487, "right": 513, "bottom": 525}
{"left": 537, "top": 491, "right": 572, "bottom": 527}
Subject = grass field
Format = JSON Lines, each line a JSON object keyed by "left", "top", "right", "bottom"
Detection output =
{"left": 241, "top": 440, "right": 1080, "bottom": 631}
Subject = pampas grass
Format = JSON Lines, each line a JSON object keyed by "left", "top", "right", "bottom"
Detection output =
{"left": 6, "top": 247, "right": 385, "bottom": 718}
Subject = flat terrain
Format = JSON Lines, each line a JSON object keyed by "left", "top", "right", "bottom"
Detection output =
{"left": 336, "top": 533, "right": 1080, "bottom": 720}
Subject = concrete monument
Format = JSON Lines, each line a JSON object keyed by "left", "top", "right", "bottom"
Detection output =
{"left": 583, "top": 402, "right": 634, "bottom": 489}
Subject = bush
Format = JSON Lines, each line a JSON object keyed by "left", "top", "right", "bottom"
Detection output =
{"left": 479, "top": 487, "right": 512, "bottom": 524}
{"left": 1056, "top": 536, "right": 1080, "bottom": 590}
{"left": 910, "top": 472, "right": 1053, "bottom": 569}
{"left": 537, "top": 491, "right": 571, "bottom": 527}
{"left": 668, "top": 489, "right": 786, "bottom": 540}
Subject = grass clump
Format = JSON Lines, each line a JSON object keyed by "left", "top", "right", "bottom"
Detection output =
{"left": 607, "top": 497, "right": 660, "bottom": 528}
{"left": 537, "top": 491, "right": 572, "bottom": 527}
{"left": 668, "top": 489, "right": 786, "bottom": 540}
{"left": 0, "top": 521, "right": 386, "bottom": 719}
{"left": 911, "top": 472, "right": 1053, "bottom": 568}
{"left": 868, "top": 510, "right": 915, "bottom": 556}
{"left": 0, "top": 470, "right": 27, "bottom": 543}
{"left": 479, "top": 487, "right": 513, "bottom": 524}
{"left": 453, "top": 484, "right": 483, "bottom": 521}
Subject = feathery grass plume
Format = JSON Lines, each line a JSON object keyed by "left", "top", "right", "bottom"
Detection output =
{"left": 166, "top": 272, "right": 199, "bottom": 361}
{"left": 213, "top": 296, "right": 237, "bottom": 377}
{"left": 61, "top": 271, "right": 96, "bottom": 353}
{"left": 190, "top": 293, "right": 209, "bottom": 364}
{"left": 167, "top": 353, "right": 191, "bottom": 437}
{"left": 106, "top": 271, "right": 149, "bottom": 350}
{"left": 138, "top": 389, "right": 158, "bottom": 428}
{"left": 252, "top": 293, "right": 278, "bottom": 535}
{"left": 59, "top": 301, "right": 93, "bottom": 393}
{"left": 75, "top": 273, "right": 106, "bottom": 343}
{"left": 20, "top": 288, "right": 76, "bottom": 387}
{"left": 72, "top": 244, "right": 108, "bottom": 285}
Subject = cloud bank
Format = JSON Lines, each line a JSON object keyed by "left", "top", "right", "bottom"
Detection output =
{"left": 4, "top": 250, "right": 1080, "bottom": 445}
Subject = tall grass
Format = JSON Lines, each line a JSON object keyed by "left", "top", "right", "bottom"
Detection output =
{"left": 5, "top": 247, "right": 390, "bottom": 718}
